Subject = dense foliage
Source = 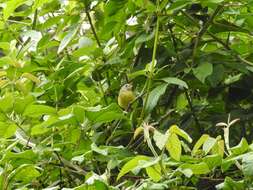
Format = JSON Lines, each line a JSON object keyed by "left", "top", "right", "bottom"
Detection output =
{"left": 0, "top": 0, "right": 253, "bottom": 189}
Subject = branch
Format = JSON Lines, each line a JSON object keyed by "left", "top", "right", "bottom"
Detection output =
{"left": 181, "top": 7, "right": 253, "bottom": 66}
{"left": 192, "top": 5, "right": 224, "bottom": 65}
{"left": 208, "top": 32, "right": 253, "bottom": 66}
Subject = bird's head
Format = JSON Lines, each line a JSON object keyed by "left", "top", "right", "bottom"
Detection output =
{"left": 121, "top": 83, "right": 133, "bottom": 91}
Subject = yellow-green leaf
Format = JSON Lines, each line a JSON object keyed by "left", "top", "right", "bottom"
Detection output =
{"left": 134, "top": 127, "right": 144, "bottom": 139}
{"left": 22, "top": 73, "right": 40, "bottom": 84}
{"left": 192, "top": 134, "right": 209, "bottom": 155}
{"left": 117, "top": 156, "right": 150, "bottom": 181}
{"left": 146, "top": 164, "right": 161, "bottom": 182}
{"left": 180, "top": 162, "right": 210, "bottom": 176}
{"left": 169, "top": 125, "right": 192, "bottom": 143}
{"left": 166, "top": 133, "right": 181, "bottom": 161}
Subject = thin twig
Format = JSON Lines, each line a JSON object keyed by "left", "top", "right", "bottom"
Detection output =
{"left": 84, "top": 6, "right": 111, "bottom": 104}
{"left": 106, "top": 120, "right": 122, "bottom": 145}
{"left": 185, "top": 90, "right": 204, "bottom": 134}
{"left": 85, "top": 7, "right": 101, "bottom": 47}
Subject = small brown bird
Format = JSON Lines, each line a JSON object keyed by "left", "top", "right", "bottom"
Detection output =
{"left": 118, "top": 84, "right": 135, "bottom": 110}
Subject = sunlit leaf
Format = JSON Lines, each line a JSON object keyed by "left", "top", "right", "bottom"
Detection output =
{"left": 192, "top": 134, "right": 209, "bottom": 155}
{"left": 58, "top": 24, "right": 79, "bottom": 54}
{"left": 166, "top": 133, "right": 181, "bottom": 161}
{"left": 23, "top": 105, "right": 57, "bottom": 117}
{"left": 169, "top": 125, "right": 192, "bottom": 143}
{"left": 179, "top": 162, "right": 210, "bottom": 176}
{"left": 86, "top": 103, "right": 126, "bottom": 123}
{"left": 3, "top": 0, "right": 27, "bottom": 20}
{"left": 146, "top": 164, "right": 161, "bottom": 182}
{"left": 117, "top": 156, "right": 150, "bottom": 180}
{"left": 231, "top": 138, "right": 249, "bottom": 156}
{"left": 0, "top": 122, "right": 17, "bottom": 138}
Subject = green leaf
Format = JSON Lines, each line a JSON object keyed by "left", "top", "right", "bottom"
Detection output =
{"left": 117, "top": 156, "right": 150, "bottom": 180}
{"left": 193, "top": 62, "right": 213, "bottom": 83}
{"left": 176, "top": 93, "right": 188, "bottom": 110}
{"left": 167, "top": 0, "right": 191, "bottom": 13}
{"left": 179, "top": 162, "right": 210, "bottom": 176}
{"left": 221, "top": 159, "right": 236, "bottom": 173}
{"left": 38, "top": 15, "right": 64, "bottom": 30}
{"left": 135, "top": 31, "right": 155, "bottom": 45}
{"left": 0, "top": 122, "right": 17, "bottom": 138}
{"left": 104, "top": 0, "right": 127, "bottom": 17}
{"left": 136, "top": 157, "right": 160, "bottom": 169}
{"left": 242, "top": 152, "right": 253, "bottom": 177}
{"left": 73, "top": 106, "right": 86, "bottom": 123}
{"left": 73, "top": 37, "right": 97, "bottom": 57}
{"left": 192, "top": 134, "right": 209, "bottom": 155}
{"left": 209, "top": 19, "right": 249, "bottom": 34}
{"left": 224, "top": 74, "right": 242, "bottom": 85}
{"left": 58, "top": 24, "right": 79, "bottom": 54}
{"left": 31, "top": 116, "right": 58, "bottom": 136}
{"left": 153, "top": 130, "right": 168, "bottom": 150}
{"left": 161, "top": 77, "right": 188, "bottom": 89}
{"left": 3, "top": 0, "right": 27, "bottom": 20}
{"left": 212, "top": 139, "right": 225, "bottom": 157}
{"left": 0, "top": 93, "right": 14, "bottom": 112}
{"left": 134, "top": 127, "right": 144, "bottom": 139}
{"left": 91, "top": 143, "right": 108, "bottom": 156}
{"left": 23, "top": 104, "right": 57, "bottom": 117}
{"left": 207, "top": 64, "right": 225, "bottom": 87}
{"left": 134, "top": 0, "right": 156, "bottom": 12}
{"left": 169, "top": 125, "right": 192, "bottom": 143}
{"left": 32, "top": 0, "right": 50, "bottom": 10}
{"left": 145, "top": 83, "right": 168, "bottom": 114}
{"left": 203, "top": 137, "right": 217, "bottom": 155}
{"left": 3, "top": 149, "right": 37, "bottom": 161}
{"left": 250, "top": 143, "right": 253, "bottom": 151}
{"left": 13, "top": 95, "right": 34, "bottom": 114}
{"left": 78, "top": 37, "right": 94, "bottom": 48}
{"left": 10, "top": 165, "right": 41, "bottom": 183}
{"left": 166, "top": 133, "right": 181, "bottom": 161}
{"left": 204, "top": 0, "right": 224, "bottom": 2}
{"left": 230, "top": 138, "right": 249, "bottom": 156}
{"left": 216, "top": 177, "right": 245, "bottom": 190}
{"left": 86, "top": 103, "right": 126, "bottom": 123}
{"left": 146, "top": 164, "right": 161, "bottom": 182}
{"left": 203, "top": 154, "right": 222, "bottom": 170}
{"left": 128, "top": 70, "right": 147, "bottom": 80}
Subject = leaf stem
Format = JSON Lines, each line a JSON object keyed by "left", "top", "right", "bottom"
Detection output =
{"left": 139, "top": 1, "right": 160, "bottom": 125}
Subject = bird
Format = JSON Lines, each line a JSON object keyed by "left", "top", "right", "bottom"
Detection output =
{"left": 118, "top": 84, "right": 135, "bottom": 110}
